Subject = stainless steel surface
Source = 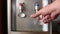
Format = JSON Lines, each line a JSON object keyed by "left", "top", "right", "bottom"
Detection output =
{"left": 16, "top": 0, "right": 51, "bottom": 31}
{"left": 7, "top": 0, "right": 52, "bottom": 34}
{"left": 11, "top": 32, "right": 49, "bottom": 34}
{"left": 16, "top": 0, "right": 42, "bottom": 31}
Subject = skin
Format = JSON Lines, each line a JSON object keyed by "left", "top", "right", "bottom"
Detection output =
{"left": 31, "top": 0, "right": 60, "bottom": 23}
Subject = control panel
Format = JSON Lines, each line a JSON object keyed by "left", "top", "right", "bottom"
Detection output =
{"left": 16, "top": 0, "right": 42, "bottom": 31}
{"left": 11, "top": 0, "right": 52, "bottom": 32}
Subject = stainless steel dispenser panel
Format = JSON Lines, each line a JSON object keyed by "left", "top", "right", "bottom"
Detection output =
{"left": 16, "top": 0, "right": 42, "bottom": 31}
{"left": 11, "top": 0, "right": 52, "bottom": 32}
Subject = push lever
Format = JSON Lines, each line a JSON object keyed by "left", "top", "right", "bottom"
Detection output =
{"left": 42, "top": 0, "right": 48, "bottom": 32}
{"left": 18, "top": 3, "right": 26, "bottom": 18}
{"left": 34, "top": 0, "right": 49, "bottom": 32}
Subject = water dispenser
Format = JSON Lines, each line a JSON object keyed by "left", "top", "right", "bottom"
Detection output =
{"left": 7, "top": 0, "right": 53, "bottom": 34}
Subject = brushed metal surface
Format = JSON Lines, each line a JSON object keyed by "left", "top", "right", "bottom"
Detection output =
{"left": 11, "top": 32, "right": 49, "bottom": 34}
{"left": 7, "top": 0, "right": 52, "bottom": 34}
{"left": 15, "top": 0, "right": 52, "bottom": 31}
{"left": 16, "top": 0, "right": 42, "bottom": 31}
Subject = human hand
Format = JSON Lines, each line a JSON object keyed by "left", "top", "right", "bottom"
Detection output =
{"left": 31, "top": 0, "right": 60, "bottom": 23}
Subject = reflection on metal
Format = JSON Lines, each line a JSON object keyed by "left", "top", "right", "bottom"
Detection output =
{"left": 18, "top": 13, "right": 26, "bottom": 18}
{"left": 11, "top": 0, "right": 16, "bottom": 31}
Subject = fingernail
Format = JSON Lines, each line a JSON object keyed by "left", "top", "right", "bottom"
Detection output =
{"left": 30, "top": 15, "right": 34, "bottom": 18}
{"left": 30, "top": 14, "right": 36, "bottom": 18}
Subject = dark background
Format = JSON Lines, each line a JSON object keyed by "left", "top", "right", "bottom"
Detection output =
{"left": 2, "top": 0, "right": 7, "bottom": 34}
{"left": 0, "top": 0, "right": 2, "bottom": 34}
